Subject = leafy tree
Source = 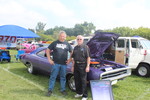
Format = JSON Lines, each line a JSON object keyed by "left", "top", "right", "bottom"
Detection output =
{"left": 66, "top": 36, "right": 76, "bottom": 41}
{"left": 82, "top": 21, "right": 96, "bottom": 36}
{"left": 36, "top": 33, "right": 54, "bottom": 41}
{"left": 52, "top": 30, "right": 60, "bottom": 40}
{"left": 133, "top": 27, "right": 150, "bottom": 39}
{"left": 64, "top": 28, "right": 74, "bottom": 36}
{"left": 110, "top": 27, "right": 133, "bottom": 36}
{"left": 44, "top": 28, "right": 53, "bottom": 35}
{"left": 74, "top": 24, "right": 84, "bottom": 36}
{"left": 33, "top": 21, "right": 150, "bottom": 41}
{"left": 73, "top": 21, "right": 96, "bottom": 36}
{"left": 36, "top": 22, "right": 46, "bottom": 33}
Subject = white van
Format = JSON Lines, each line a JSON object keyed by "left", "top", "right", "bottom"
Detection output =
{"left": 114, "top": 37, "right": 150, "bottom": 77}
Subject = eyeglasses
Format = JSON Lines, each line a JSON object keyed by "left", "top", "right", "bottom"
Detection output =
{"left": 77, "top": 39, "right": 82, "bottom": 40}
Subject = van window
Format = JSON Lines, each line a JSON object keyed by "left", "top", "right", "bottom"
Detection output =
{"left": 131, "top": 39, "right": 139, "bottom": 48}
{"left": 117, "top": 39, "right": 125, "bottom": 48}
{"left": 140, "top": 39, "right": 150, "bottom": 49}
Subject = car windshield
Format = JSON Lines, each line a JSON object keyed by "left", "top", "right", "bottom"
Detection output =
{"left": 140, "top": 39, "right": 150, "bottom": 49}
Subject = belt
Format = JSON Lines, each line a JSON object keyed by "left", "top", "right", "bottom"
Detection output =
{"left": 75, "top": 61, "right": 86, "bottom": 64}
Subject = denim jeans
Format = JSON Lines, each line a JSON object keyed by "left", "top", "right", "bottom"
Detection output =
{"left": 48, "top": 63, "right": 67, "bottom": 92}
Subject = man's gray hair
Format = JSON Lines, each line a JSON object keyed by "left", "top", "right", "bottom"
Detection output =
{"left": 76, "top": 35, "right": 84, "bottom": 40}
{"left": 59, "top": 31, "right": 66, "bottom": 36}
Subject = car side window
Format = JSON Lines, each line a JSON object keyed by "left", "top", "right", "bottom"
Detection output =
{"left": 36, "top": 49, "right": 46, "bottom": 57}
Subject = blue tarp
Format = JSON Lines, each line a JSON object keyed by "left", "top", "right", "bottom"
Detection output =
{"left": 0, "top": 25, "right": 40, "bottom": 38}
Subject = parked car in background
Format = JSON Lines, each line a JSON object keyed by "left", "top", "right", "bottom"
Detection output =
{"left": 18, "top": 43, "right": 49, "bottom": 53}
{"left": 20, "top": 32, "right": 131, "bottom": 91}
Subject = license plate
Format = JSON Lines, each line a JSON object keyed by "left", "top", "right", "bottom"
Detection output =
{"left": 105, "top": 67, "right": 113, "bottom": 71}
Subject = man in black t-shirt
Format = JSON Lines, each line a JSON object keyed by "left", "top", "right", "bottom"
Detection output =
{"left": 46, "top": 31, "right": 72, "bottom": 96}
{"left": 71, "top": 35, "right": 91, "bottom": 100}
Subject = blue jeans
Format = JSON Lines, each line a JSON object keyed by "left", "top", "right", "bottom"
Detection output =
{"left": 48, "top": 63, "right": 67, "bottom": 92}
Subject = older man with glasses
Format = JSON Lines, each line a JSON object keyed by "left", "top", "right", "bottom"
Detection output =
{"left": 71, "top": 35, "right": 91, "bottom": 100}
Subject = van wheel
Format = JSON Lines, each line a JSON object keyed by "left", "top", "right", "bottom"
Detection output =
{"left": 136, "top": 64, "right": 150, "bottom": 77}
{"left": 67, "top": 74, "right": 76, "bottom": 92}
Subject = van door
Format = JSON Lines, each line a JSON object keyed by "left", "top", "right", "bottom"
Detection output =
{"left": 128, "top": 39, "right": 144, "bottom": 69}
{"left": 115, "top": 39, "right": 128, "bottom": 65}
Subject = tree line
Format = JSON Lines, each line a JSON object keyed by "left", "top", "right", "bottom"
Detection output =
{"left": 28, "top": 22, "right": 150, "bottom": 41}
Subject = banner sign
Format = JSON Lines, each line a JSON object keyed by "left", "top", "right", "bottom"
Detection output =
{"left": 0, "top": 35, "right": 17, "bottom": 47}
{"left": 90, "top": 80, "right": 114, "bottom": 100}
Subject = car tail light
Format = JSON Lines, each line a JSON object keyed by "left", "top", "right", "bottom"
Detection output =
{"left": 144, "top": 50, "right": 147, "bottom": 56}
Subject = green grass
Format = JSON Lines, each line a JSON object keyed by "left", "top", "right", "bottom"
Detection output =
{"left": 0, "top": 50, "right": 150, "bottom": 100}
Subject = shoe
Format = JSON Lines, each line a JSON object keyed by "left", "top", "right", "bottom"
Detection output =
{"left": 74, "top": 94, "right": 83, "bottom": 98}
{"left": 61, "top": 90, "right": 67, "bottom": 96}
{"left": 46, "top": 90, "right": 52, "bottom": 96}
{"left": 81, "top": 97, "right": 88, "bottom": 100}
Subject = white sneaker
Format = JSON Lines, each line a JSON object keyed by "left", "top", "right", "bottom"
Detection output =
{"left": 74, "top": 94, "right": 83, "bottom": 98}
{"left": 81, "top": 97, "right": 88, "bottom": 100}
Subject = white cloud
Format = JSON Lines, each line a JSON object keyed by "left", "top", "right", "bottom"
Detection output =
{"left": 0, "top": 0, "right": 150, "bottom": 30}
{"left": 0, "top": 0, "right": 47, "bottom": 29}
{"left": 21, "top": 0, "right": 74, "bottom": 17}
{"left": 23, "top": 0, "right": 76, "bottom": 28}
{"left": 79, "top": 0, "right": 150, "bottom": 29}
{"left": 0, "top": 0, "right": 76, "bottom": 29}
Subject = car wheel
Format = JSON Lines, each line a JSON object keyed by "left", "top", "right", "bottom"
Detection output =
{"left": 67, "top": 74, "right": 76, "bottom": 92}
{"left": 26, "top": 62, "right": 36, "bottom": 74}
{"left": 136, "top": 64, "right": 150, "bottom": 77}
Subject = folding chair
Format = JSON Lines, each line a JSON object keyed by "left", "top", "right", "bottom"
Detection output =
{"left": 0, "top": 51, "right": 11, "bottom": 62}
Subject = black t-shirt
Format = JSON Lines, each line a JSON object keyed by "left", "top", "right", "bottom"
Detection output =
{"left": 72, "top": 44, "right": 91, "bottom": 62}
{"left": 48, "top": 40, "right": 72, "bottom": 65}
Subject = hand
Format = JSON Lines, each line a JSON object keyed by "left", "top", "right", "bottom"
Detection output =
{"left": 49, "top": 60, "right": 54, "bottom": 65}
{"left": 85, "top": 66, "right": 90, "bottom": 72}
{"left": 66, "top": 58, "right": 72, "bottom": 65}
{"left": 71, "top": 67, "right": 74, "bottom": 72}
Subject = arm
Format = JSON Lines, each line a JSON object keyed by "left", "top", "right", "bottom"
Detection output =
{"left": 66, "top": 51, "right": 73, "bottom": 64}
{"left": 71, "top": 60, "right": 75, "bottom": 72}
{"left": 85, "top": 57, "right": 90, "bottom": 72}
{"left": 85, "top": 45, "right": 91, "bottom": 72}
{"left": 46, "top": 48, "right": 54, "bottom": 65}
{"left": 66, "top": 43, "right": 73, "bottom": 64}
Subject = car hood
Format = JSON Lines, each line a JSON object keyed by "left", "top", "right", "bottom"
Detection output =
{"left": 87, "top": 32, "right": 119, "bottom": 58}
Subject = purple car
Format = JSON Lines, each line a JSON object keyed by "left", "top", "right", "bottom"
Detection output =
{"left": 20, "top": 32, "right": 131, "bottom": 91}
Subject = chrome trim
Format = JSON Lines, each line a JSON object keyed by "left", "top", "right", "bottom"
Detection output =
{"left": 100, "top": 67, "right": 131, "bottom": 81}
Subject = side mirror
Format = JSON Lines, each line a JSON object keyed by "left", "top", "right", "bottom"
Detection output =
{"left": 139, "top": 45, "right": 143, "bottom": 49}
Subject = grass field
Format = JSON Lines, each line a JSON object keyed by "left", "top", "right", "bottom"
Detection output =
{"left": 0, "top": 50, "right": 150, "bottom": 100}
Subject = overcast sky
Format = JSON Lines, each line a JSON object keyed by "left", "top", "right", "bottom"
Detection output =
{"left": 0, "top": 0, "right": 150, "bottom": 30}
